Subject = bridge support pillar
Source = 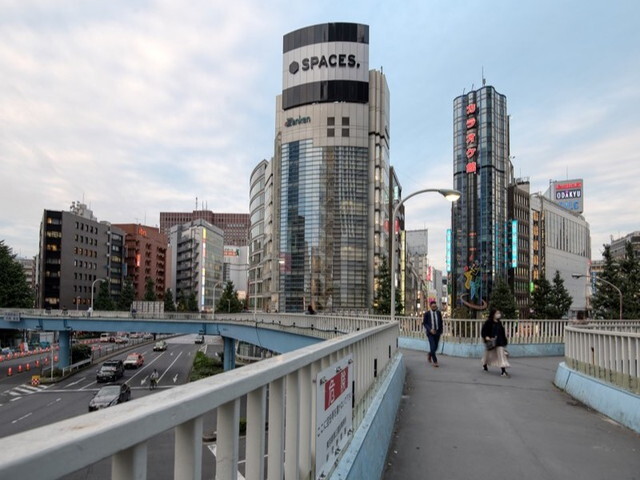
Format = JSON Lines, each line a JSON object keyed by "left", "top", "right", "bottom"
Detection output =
{"left": 223, "top": 337, "right": 236, "bottom": 371}
{"left": 58, "top": 330, "right": 72, "bottom": 368}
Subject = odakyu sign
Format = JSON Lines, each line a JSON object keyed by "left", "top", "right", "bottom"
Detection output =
{"left": 283, "top": 42, "right": 369, "bottom": 90}
{"left": 552, "top": 179, "right": 584, "bottom": 213}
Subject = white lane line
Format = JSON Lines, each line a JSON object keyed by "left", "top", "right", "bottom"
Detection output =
{"left": 207, "top": 445, "right": 246, "bottom": 480}
{"left": 8, "top": 391, "right": 22, "bottom": 397}
{"left": 159, "top": 351, "right": 183, "bottom": 383}
{"left": 172, "top": 374, "right": 178, "bottom": 383}
{"left": 66, "top": 377, "right": 86, "bottom": 387}
{"left": 45, "top": 398, "right": 62, "bottom": 407}
{"left": 12, "top": 412, "right": 32, "bottom": 424}
{"left": 10, "top": 397, "right": 21, "bottom": 402}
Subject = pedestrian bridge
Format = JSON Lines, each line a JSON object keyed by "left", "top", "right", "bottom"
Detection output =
{"left": 0, "top": 311, "right": 638, "bottom": 479}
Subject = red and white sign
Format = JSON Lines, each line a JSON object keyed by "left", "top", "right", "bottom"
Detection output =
{"left": 316, "top": 355, "right": 353, "bottom": 480}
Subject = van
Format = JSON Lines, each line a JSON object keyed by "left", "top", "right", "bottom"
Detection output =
{"left": 99, "top": 333, "right": 110, "bottom": 343}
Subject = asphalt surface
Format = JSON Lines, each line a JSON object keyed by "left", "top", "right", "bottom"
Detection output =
{"left": 383, "top": 351, "right": 640, "bottom": 480}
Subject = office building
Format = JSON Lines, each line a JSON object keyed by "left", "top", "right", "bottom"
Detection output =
{"left": 266, "top": 22, "right": 390, "bottom": 312}
{"left": 36, "top": 202, "right": 125, "bottom": 310}
{"left": 451, "top": 85, "right": 514, "bottom": 313}
{"left": 113, "top": 224, "right": 168, "bottom": 301}
{"left": 608, "top": 231, "right": 640, "bottom": 259}
{"left": 17, "top": 256, "right": 36, "bottom": 293}
{"left": 167, "top": 219, "right": 224, "bottom": 312}
{"left": 508, "top": 178, "right": 531, "bottom": 318}
{"left": 530, "top": 192, "right": 591, "bottom": 317}
{"left": 160, "top": 211, "right": 250, "bottom": 247}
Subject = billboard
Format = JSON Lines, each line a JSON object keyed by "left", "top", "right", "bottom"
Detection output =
{"left": 551, "top": 179, "right": 583, "bottom": 213}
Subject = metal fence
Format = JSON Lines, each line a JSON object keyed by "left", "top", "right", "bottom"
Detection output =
{"left": 0, "top": 322, "right": 399, "bottom": 480}
{"left": 565, "top": 323, "right": 640, "bottom": 394}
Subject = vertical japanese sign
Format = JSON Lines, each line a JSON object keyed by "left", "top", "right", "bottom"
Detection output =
{"left": 446, "top": 229, "right": 452, "bottom": 272}
{"left": 316, "top": 354, "right": 353, "bottom": 480}
{"left": 511, "top": 220, "right": 518, "bottom": 268}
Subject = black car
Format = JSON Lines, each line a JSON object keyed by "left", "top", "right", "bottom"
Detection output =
{"left": 96, "top": 360, "right": 125, "bottom": 383}
{"left": 88, "top": 384, "right": 131, "bottom": 411}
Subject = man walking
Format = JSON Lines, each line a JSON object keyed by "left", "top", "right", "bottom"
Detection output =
{"left": 423, "top": 301, "right": 443, "bottom": 367}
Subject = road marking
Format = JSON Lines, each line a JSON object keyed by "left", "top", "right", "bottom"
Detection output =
{"left": 12, "top": 412, "right": 32, "bottom": 424}
{"left": 159, "top": 351, "right": 183, "bottom": 383}
{"left": 66, "top": 377, "right": 86, "bottom": 387}
{"left": 46, "top": 398, "right": 62, "bottom": 407}
{"left": 207, "top": 445, "right": 246, "bottom": 480}
{"left": 173, "top": 374, "right": 178, "bottom": 383}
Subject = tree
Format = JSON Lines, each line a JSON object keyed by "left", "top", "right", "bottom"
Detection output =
{"left": 591, "top": 245, "right": 621, "bottom": 319}
{"left": 0, "top": 240, "right": 33, "bottom": 308}
{"left": 144, "top": 277, "right": 156, "bottom": 301}
{"left": 530, "top": 276, "right": 552, "bottom": 319}
{"left": 164, "top": 288, "right": 176, "bottom": 312}
{"left": 617, "top": 242, "right": 640, "bottom": 319}
{"left": 373, "top": 257, "right": 403, "bottom": 315}
{"left": 546, "top": 271, "right": 573, "bottom": 319}
{"left": 187, "top": 292, "right": 199, "bottom": 312}
{"left": 118, "top": 279, "right": 135, "bottom": 311}
{"left": 488, "top": 277, "right": 517, "bottom": 319}
{"left": 93, "top": 280, "right": 116, "bottom": 311}
{"left": 216, "top": 281, "right": 243, "bottom": 313}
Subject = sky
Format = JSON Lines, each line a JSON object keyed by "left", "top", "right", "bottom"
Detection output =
{"left": 1, "top": 0, "right": 639, "bottom": 271}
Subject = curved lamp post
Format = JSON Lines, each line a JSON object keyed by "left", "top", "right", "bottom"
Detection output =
{"left": 90, "top": 278, "right": 107, "bottom": 314}
{"left": 390, "top": 188, "right": 461, "bottom": 322}
{"left": 572, "top": 273, "right": 622, "bottom": 320}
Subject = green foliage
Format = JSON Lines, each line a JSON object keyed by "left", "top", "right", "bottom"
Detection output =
{"left": 164, "top": 288, "right": 176, "bottom": 312}
{"left": 373, "top": 256, "right": 403, "bottom": 314}
{"left": 71, "top": 344, "right": 92, "bottom": 363}
{"left": 530, "top": 276, "right": 552, "bottom": 319}
{"left": 189, "top": 351, "right": 224, "bottom": 381}
{"left": 0, "top": 240, "right": 33, "bottom": 308}
{"left": 187, "top": 292, "right": 199, "bottom": 312}
{"left": 216, "top": 281, "right": 244, "bottom": 313}
{"left": 488, "top": 277, "right": 518, "bottom": 319}
{"left": 592, "top": 243, "right": 640, "bottom": 319}
{"left": 93, "top": 280, "right": 116, "bottom": 311}
{"left": 144, "top": 277, "right": 156, "bottom": 301}
{"left": 118, "top": 278, "right": 135, "bottom": 311}
{"left": 546, "top": 271, "right": 573, "bottom": 319}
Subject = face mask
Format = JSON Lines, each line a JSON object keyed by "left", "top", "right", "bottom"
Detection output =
{"left": 495, "top": 314, "right": 501, "bottom": 320}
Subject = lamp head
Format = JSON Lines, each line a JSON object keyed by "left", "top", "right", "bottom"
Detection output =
{"left": 571, "top": 274, "right": 584, "bottom": 279}
{"left": 438, "top": 189, "right": 461, "bottom": 202}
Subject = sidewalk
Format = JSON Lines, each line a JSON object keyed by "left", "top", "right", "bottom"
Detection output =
{"left": 383, "top": 350, "right": 640, "bottom": 480}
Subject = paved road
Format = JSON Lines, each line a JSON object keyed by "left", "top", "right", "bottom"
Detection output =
{"left": 383, "top": 350, "right": 640, "bottom": 480}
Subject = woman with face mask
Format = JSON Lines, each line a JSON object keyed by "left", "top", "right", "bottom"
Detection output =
{"left": 481, "top": 308, "right": 510, "bottom": 376}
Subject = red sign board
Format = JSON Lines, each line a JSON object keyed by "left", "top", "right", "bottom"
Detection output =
{"left": 324, "top": 369, "right": 349, "bottom": 410}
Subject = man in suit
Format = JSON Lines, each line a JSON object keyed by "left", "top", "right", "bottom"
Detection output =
{"left": 423, "top": 301, "right": 444, "bottom": 367}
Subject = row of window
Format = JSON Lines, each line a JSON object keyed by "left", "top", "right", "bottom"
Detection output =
{"left": 75, "top": 221, "right": 97, "bottom": 234}
{"left": 74, "top": 247, "right": 97, "bottom": 258}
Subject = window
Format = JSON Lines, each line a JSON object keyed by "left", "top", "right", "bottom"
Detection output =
{"left": 342, "top": 128, "right": 349, "bottom": 137}
{"left": 328, "top": 128, "right": 335, "bottom": 137}
{"left": 342, "top": 117, "right": 349, "bottom": 126}
{"left": 327, "top": 117, "right": 335, "bottom": 126}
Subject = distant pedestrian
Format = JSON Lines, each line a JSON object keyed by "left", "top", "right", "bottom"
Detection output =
{"left": 306, "top": 304, "right": 316, "bottom": 315}
{"left": 481, "top": 308, "right": 510, "bottom": 376}
{"left": 423, "top": 301, "right": 443, "bottom": 367}
{"left": 150, "top": 369, "right": 159, "bottom": 390}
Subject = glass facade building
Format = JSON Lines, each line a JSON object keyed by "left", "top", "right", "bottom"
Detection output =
{"left": 271, "top": 23, "right": 390, "bottom": 312}
{"left": 451, "top": 86, "right": 513, "bottom": 311}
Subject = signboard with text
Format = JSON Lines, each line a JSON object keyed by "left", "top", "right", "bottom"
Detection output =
{"left": 315, "top": 354, "right": 353, "bottom": 480}
{"left": 551, "top": 179, "right": 583, "bottom": 213}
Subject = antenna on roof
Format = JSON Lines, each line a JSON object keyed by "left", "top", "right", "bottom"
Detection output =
{"left": 482, "top": 66, "right": 486, "bottom": 86}
{"left": 196, "top": 197, "right": 198, "bottom": 211}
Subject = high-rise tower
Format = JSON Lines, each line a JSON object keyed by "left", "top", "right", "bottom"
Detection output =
{"left": 451, "top": 85, "right": 513, "bottom": 311}
{"left": 271, "top": 22, "right": 390, "bottom": 312}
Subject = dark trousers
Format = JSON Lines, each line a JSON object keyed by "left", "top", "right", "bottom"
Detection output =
{"left": 427, "top": 333, "right": 441, "bottom": 363}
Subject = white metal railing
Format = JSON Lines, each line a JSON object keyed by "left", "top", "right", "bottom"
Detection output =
{"left": 565, "top": 323, "right": 640, "bottom": 394}
{"left": 398, "top": 317, "right": 569, "bottom": 344}
{"left": 0, "top": 322, "right": 399, "bottom": 479}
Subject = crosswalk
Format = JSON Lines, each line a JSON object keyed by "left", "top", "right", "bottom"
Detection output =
{"left": 2, "top": 383, "right": 49, "bottom": 400}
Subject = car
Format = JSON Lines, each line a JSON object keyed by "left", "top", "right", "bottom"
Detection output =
{"left": 194, "top": 335, "right": 204, "bottom": 344}
{"left": 143, "top": 333, "right": 153, "bottom": 340}
{"left": 88, "top": 384, "right": 131, "bottom": 411}
{"left": 123, "top": 353, "right": 144, "bottom": 369}
{"left": 99, "top": 333, "right": 111, "bottom": 343}
{"left": 153, "top": 340, "right": 167, "bottom": 352}
{"left": 96, "top": 360, "right": 125, "bottom": 383}
{"left": 114, "top": 335, "right": 129, "bottom": 344}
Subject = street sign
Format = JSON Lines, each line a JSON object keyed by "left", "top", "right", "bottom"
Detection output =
{"left": 4, "top": 312, "right": 21, "bottom": 322}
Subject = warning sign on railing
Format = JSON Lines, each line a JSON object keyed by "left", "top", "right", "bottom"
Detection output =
{"left": 315, "top": 354, "right": 353, "bottom": 480}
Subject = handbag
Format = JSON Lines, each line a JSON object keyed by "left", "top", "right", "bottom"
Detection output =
{"left": 485, "top": 338, "right": 497, "bottom": 350}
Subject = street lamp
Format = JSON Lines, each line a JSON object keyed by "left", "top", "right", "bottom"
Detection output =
{"left": 572, "top": 273, "right": 622, "bottom": 320}
{"left": 90, "top": 278, "right": 107, "bottom": 315}
{"left": 212, "top": 280, "right": 223, "bottom": 320}
{"left": 390, "top": 188, "right": 461, "bottom": 322}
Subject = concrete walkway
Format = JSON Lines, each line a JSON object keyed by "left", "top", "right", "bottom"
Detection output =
{"left": 383, "top": 350, "right": 640, "bottom": 480}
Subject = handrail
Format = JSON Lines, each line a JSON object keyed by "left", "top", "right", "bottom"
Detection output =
{"left": 565, "top": 324, "right": 640, "bottom": 394}
{"left": 0, "top": 322, "right": 400, "bottom": 479}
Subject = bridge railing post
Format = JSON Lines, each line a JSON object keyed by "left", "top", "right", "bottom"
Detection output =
{"left": 174, "top": 416, "right": 203, "bottom": 480}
